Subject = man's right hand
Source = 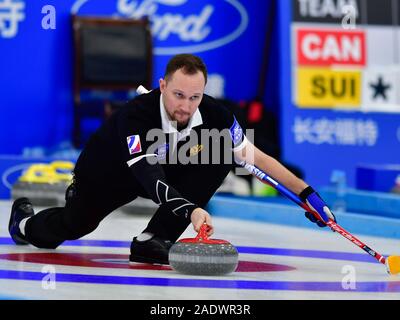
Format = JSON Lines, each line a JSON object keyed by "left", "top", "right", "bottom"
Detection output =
{"left": 190, "top": 208, "right": 214, "bottom": 236}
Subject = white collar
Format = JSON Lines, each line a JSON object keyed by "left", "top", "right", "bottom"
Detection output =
{"left": 159, "top": 94, "right": 203, "bottom": 138}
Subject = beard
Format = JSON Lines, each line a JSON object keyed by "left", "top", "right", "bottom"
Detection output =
{"left": 170, "top": 110, "right": 191, "bottom": 128}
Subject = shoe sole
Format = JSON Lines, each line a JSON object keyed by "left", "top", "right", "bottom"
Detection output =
{"left": 8, "top": 198, "right": 33, "bottom": 245}
{"left": 129, "top": 254, "right": 169, "bottom": 265}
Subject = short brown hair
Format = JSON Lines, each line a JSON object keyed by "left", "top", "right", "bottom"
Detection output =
{"left": 164, "top": 54, "right": 207, "bottom": 84}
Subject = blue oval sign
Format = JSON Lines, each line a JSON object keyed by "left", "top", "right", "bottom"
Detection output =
{"left": 71, "top": 0, "right": 249, "bottom": 55}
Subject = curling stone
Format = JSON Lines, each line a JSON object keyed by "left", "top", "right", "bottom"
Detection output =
{"left": 169, "top": 224, "right": 239, "bottom": 276}
{"left": 12, "top": 161, "right": 74, "bottom": 206}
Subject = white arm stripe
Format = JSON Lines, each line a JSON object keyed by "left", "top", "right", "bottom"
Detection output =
{"left": 156, "top": 180, "right": 193, "bottom": 204}
{"left": 173, "top": 202, "right": 196, "bottom": 212}
{"left": 127, "top": 154, "right": 157, "bottom": 167}
{"left": 155, "top": 180, "right": 194, "bottom": 209}
{"left": 232, "top": 136, "right": 248, "bottom": 152}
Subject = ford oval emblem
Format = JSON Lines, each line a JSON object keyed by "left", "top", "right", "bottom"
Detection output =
{"left": 71, "top": 0, "right": 249, "bottom": 54}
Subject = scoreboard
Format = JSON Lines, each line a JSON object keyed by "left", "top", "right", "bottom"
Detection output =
{"left": 279, "top": 0, "right": 400, "bottom": 188}
{"left": 292, "top": 0, "right": 400, "bottom": 112}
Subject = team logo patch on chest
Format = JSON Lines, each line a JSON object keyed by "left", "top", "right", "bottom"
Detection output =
{"left": 127, "top": 135, "right": 142, "bottom": 155}
{"left": 156, "top": 143, "right": 169, "bottom": 160}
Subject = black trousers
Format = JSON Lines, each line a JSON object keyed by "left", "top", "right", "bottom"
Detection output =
{"left": 24, "top": 164, "right": 232, "bottom": 249}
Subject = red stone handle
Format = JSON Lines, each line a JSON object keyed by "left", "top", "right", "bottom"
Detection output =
{"left": 195, "top": 224, "right": 209, "bottom": 242}
{"left": 179, "top": 224, "right": 229, "bottom": 245}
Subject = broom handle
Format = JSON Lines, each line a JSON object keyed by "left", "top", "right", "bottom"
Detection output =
{"left": 238, "top": 161, "right": 386, "bottom": 265}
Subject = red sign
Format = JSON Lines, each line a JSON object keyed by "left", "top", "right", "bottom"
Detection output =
{"left": 297, "top": 28, "right": 366, "bottom": 66}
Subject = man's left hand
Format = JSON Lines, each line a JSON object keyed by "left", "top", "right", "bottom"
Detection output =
{"left": 300, "top": 186, "right": 336, "bottom": 227}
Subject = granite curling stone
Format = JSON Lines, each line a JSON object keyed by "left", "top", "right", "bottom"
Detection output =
{"left": 169, "top": 224, "right": 239, "bottom": 276}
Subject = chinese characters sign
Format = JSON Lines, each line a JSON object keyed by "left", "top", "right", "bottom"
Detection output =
{"left": 0, "top": 0, "right": 25, "bottom": 38}
{"left": 293, "top": 117, "right": 378, "bottom": 146}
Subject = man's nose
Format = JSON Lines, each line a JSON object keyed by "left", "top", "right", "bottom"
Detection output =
{"left": 180, "top": 99, "right": 191, "bottom": 112}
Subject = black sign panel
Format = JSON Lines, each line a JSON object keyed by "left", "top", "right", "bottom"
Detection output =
{"left": 292, "top": 0, "right": 364, "bottom": 25}
{"left": 365, "top": 0, "right": 394, "bottom": 25}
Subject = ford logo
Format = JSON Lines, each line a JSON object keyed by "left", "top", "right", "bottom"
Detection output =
{"left": 72, "top": 0, "right": 248, "bottom": 55}
{"left": 1, "top": 163, "right": 34, "bottom": 190}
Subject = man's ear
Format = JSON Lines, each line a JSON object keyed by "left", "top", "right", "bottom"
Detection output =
{"left": 159, "top": 78, "right": 166, "bottom": 93}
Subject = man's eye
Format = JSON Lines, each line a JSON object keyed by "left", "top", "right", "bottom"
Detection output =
{"left": 190, "top": 96, "right": 199, "bottom": 101}
{"left": 175, "top": 93, "right": 183, "bottom": 98}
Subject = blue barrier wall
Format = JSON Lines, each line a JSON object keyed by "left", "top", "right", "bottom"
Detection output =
{"left": 208, "top": 195, "right": 400, "bottom": 239}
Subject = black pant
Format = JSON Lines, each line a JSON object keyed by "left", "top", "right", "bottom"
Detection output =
{"left": 24, "top": 164, "right": 232, "bottom": 249}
